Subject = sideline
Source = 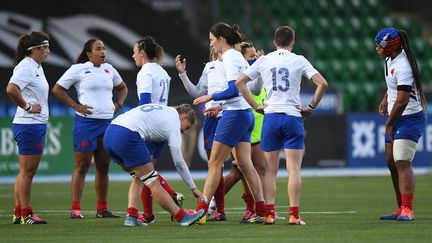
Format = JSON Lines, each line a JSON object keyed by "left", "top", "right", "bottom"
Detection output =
{"left": 1, "top": 167, "right": 431, "bottom": 184}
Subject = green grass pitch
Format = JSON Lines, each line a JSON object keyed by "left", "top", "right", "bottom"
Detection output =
{"left": 1, "top": 174, "right": 431, "bottom": 242}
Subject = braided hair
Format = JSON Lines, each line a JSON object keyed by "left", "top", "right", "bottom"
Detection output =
{"left": 136, "top": 36, "right": 163, "bottom": 62}
{"left": 399, "top": 30, "right": 428, "bottom": 113}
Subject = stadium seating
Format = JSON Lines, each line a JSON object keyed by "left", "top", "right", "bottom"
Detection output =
{"left": 218, "top": 0, "right": 432, "bottom": 111}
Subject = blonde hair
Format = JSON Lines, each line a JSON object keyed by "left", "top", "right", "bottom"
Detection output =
{"left": 175, "top": 104, "right": 195, "bottom": 125}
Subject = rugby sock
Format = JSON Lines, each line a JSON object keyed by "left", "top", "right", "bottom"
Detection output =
{"left": 71, "top": 200, "right": 80, "bottom": 211}
{"left": 127, "top": 207, "right": 139, "bottom": 218}
{"left": 96, "top": 201, "right": 107, "bottom": 212}
{"left": 21, "top": 206, "right": 32, "bottom": 218}
{"left": 290, "top": 206, "right": 299, "bottom": 218}
{"left": 266, "top": 204, "right": 275, "bottom": 217}
{"left": 195, "top": 200, "right": 209, "bottom": 214}
{"left": 242, "top": 192, "right": 255, "bottom": 212}
{"left": 174, "top": 209, "right": 186, "bottom": 222}
{"left": 401, "top": 194, "right": 413, "bottom": 210}
{"left": 14, "top": 205, "right": 21, "bottom": 217}
{"left": 141, "top": 186, "right": 153, "bottom": 217}
{"left": 158, "top": 174, "right": 175, "bottom": 197}
{"left": 255, "top": 201, "right": 266, "bottom": 217}
{"left": 214, "top": 175, "right": 225, "bottom": 213}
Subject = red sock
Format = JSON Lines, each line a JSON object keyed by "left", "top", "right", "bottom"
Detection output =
{"left": 141, "top": 185, "right": 153, "bottom": 217}
{"left": 214, "top": 175, "right": 225, "bottom": 213}
{"left": 14, "top": 205, "right": 21, "bottom": 217}
{"left": 266, "top": 204, "right": 275, "bottom": 217}
{"left": 158, "top": 174, "right": 175, "bottom": 197}
{"left": 255, "top": 201, "right": 266, "bottom": 217}
{"left": 174, "top": 209, "right": 186, "bottom": 222}
{"left": 242, "top": 193, "right": 255, "bottom": 212}
{"left": 401, "top": 194, "right": 414, "bottom": 210}
{"left": 290, "top": 206, "right": 299, "bottom": 218}
{"left": 396, "top": 193, "right": 402, "bottom": 208}
{"left": 71, "top": 200, "right": 80, "bottom": 211}
{"left": 127, "top": 207, "right": 139, "bottom": 218}
{"left": 195, "top": 200, "right": 209, "bottom": 214}
{"left": 21, "top": 206, "right": 32, "bottom": 218}
{"left": 97, "top": 201, "right": 108, "bottom": 212}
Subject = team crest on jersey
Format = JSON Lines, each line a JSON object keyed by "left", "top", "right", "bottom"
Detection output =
{"left": 390, "top": 68, "right": 395, "bottom": 76}
{"left": 104, "top": 68, "right": 110, "bottom": 74}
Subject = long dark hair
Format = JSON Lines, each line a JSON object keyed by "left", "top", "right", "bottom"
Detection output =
{"left": 76, "top": 39, "right": 100, "bottom": 64}
{"left": 14, "top": 31, "right": 49, "bottom": 66}
{"left": 210, "top": 22, "right": 245, "bottom": 46}
{"left": 399, "top": 30, "right": 428, "bottom": 113}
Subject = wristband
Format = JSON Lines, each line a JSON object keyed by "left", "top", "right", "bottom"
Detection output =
{"left": 308, "top": 104, "right": 316, "bottom": 110}
{"left": 24, "top": 103, "right": 32, "bottom": 112}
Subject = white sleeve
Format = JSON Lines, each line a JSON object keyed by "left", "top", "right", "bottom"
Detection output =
{"left": 179, "top": 72, "right": 199, "bottom": 98}
{"left": 301, "top": 56, "right": 318, "bottom": 80}
{"left": 137, "top": 71, "right": 153, "bottom": 94}
{"left": 110, "top": 65, "right": 123, "bottom": 86}
{"left": 9, "top": 66, "right": 31, "bottom": 90}
{"left": 244, "top": 57, "right": 262, "bottom": 81}
{"left": 247, "top": 76, "right": 263, "bottom": 96}
{"left": 169, "top": 146, "right": 196, "bottom": 189}
{"left": 56, "top": 65, "right": 79, "bottom": 89}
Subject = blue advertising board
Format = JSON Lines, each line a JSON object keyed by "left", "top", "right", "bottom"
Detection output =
{"left": 347, "top": 113, "right": 431, "bottom": 167}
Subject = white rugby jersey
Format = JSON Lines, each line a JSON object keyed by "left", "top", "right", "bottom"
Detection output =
{"left": 244, "top": 49, "right": 318, "bottom": 117}
{"left": 136, "top": 63, "right": 171, "bottom": 105}
{"left": 385, "top": 50, "right": 423, "bottom": 115}
{"left": 9, "top": 57, "right": 49, "bottom": 124}
{"left": 179, "top": 60, "right": 226, "bottom": 117}
{"left": 111, "top": 104, "right": 196, "bottom": 189}
{"left": 220, "top": 48, "right": 251, "bottom": 110}
{"left": 56, "top": 61, "right": 122, "bottom": 119}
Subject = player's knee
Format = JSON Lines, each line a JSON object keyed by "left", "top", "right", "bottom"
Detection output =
{"left": 138, "top": 170, "right": 159, "bottom": 186}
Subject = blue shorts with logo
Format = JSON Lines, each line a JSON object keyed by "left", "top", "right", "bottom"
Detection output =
{"left": 261, "top": 113, "right": 304, "bottom": 151}
{"left": 214, "top": 109, "right": 254, "bottom": 147}
{"left": 385, "top": 110, "right": 426, "bottom": 143}
{"left": 73, "top": 114, "right": 111, "bottom": 152}
{"left": 203, "top": 116, "right": 220, "bottom": 151}
{"left": 103, "top": 124, "right": 152, "bottom": 169}
{"left": 12, "top": 123, "right": 47, "bottom": 155}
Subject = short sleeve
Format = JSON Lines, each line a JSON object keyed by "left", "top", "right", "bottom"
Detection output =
{"left": 300, "top": 56, "right": 318, "bottom": 80}
{"left": 244, "top": 56, "right": 264, "bottom": 81}
{"left": 9, "top": 65, "right": 32, "bottom": 90}
{"left": 56, "top": 65, "right": 79, "bottom": 89}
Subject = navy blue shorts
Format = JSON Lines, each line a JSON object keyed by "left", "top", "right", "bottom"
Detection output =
{"left": 12, "top": 123, "right": 47, "bottom": 155}
{"left": 214, "top": 109, "right": 254, "bottom": 147}
{"left": 261, "top": 113, "right": 304, "bottom": 151}
{"left": 144, "top": 141, "right": 167, "bottom": 160}
{"left": 203, "top": 116, "right": 220, "bottom": 151}
{"left": 73, "top": 115, "right": 111, "bottom": 152}
{"left": 385, "top": 111, "right": 426, "bottom": 143}
{"left": 103, "top": 124, "right": 152, "bottom": 169}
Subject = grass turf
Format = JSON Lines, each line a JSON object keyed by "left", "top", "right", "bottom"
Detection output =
{"left": 1, "top": 174, "right": 431, "bottom": 242}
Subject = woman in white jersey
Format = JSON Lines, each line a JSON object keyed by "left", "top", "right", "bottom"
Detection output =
{"left": 175, "top": 49, "right": 229, "bottom": 221}
{"left": 236, "top": 26, "right": 328, "bottom": 225}
{"left": 103, "top": 104, "right": 204, "bottom": 227}
{"left": 132, "top": 36, "right": 182, "bottom": 223}
{"left": 6, "top": 31, "right": 50, "bottom": 225}
{"left": 52, "top": 39, "right": 128, "bottom": 219}
{"left": 193, "top": 23, "right": 266, "bottom": 221}
{"left": 374, "top": 28, "right": 427, "bottom": 222}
